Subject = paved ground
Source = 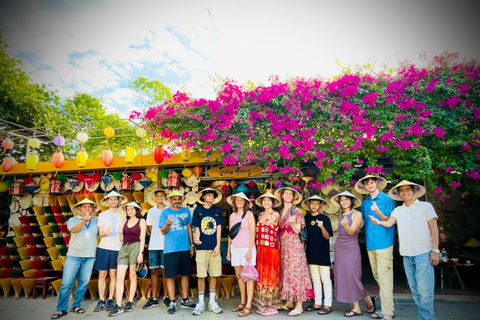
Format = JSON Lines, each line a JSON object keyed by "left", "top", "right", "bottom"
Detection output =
{"left": 1, "top": 294, "right": 479, "bottom": 320}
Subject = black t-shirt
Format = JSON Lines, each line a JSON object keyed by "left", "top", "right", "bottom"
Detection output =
{"left": 305, "top": 213, "right": 333, "bottom": 266}
{"left": 192, "top": 206, "right": 223, "bottom": 250}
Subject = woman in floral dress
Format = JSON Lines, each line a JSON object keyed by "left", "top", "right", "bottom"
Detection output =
{"left": 252, "top": 193, "right": 282, "bottom": 316}
{"left": 275, "top": 187, "right": 314, "bottom": 316}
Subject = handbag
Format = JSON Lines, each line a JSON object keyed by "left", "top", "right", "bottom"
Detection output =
{"left": 291, "top": 206, "right": 308, "bottom": 242}
{"left": 229, "top": 211, "right": 247, "bottom": 239}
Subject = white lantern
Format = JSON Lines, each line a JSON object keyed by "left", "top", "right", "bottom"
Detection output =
{"left": 136, "top": 128, "right": 147, "bottom": 138}
{"left": 28, "top": 138, "right": 41, "bottom": 148}
{"left": 76, "top": 132, "right": 88, "bottom": 143}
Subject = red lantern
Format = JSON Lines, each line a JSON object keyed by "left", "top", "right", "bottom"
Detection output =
{"left": 154, "top": 145, "right": 164, "bottom": 164}
{"left": 102, "top": 149, "right": 113, "bottom": 166}
{"left": 52, "top": 151, "right": 64, "bottom": 168}
{"left": 1, "top": 138, "right": 14, "bottom": 150}
{"left": 1, "top": 156, "right": 16, "bottom": 172}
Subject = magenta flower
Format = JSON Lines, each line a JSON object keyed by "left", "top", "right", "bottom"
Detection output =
{"left": 433, "top": 187, "right": 442, "bottom": 194}
{"left": 451, "top": 181, "right": 461, "bottom": 188}
{"left": 362, "top": 92, "right": 379, "bottom": 106}
{"left": 445, "top": 167, "right": 453, "bottom": 173}
{"left": 341, "top": 85, "right": 359, "bottom": 98}
{"left": 425, "top": 78, "right": 439, "bottom": 92}
{"left": 433, "top": 127, "right": 445, "bottom": 140}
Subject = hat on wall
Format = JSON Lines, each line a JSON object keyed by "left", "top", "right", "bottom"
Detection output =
{"left": 274, "top": 187, "right": 303, "bottom": 205}
{"left": 354, "top": 175, "right": 388, "bottom": 195}
{"left": 226, "top": 192, "right": 253, "bottom": 209}
{"left": 71, "top": 198, "right": 100, "bottom": 216}
{"left": 100, "top": 191, "right": 128, "bottom": 207}
{"left": 255, "top": 192, "right": 281, "bottom": 208}
{"left": 301, "top": 195, "right": 330, "bottom": 212}
{"left": 388, "top": 180, "right": 426, "bottom": 201}
{"left": 196, "top": 188, "right": 222, "bottom": 205}
{"left": 330, "top": 191, "right": 361, "bottom": 208}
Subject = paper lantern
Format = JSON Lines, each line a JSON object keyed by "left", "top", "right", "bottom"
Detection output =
{"left": 102, "top": 149, "right": 113, "bottom": 166}
{"left": 131, "top": 171, "right": 142, "bottom": 181}
{"left": 247, "top": 181, "right": 256, "bottom": 189}
{"left": 125, "top": 147, "right": 136, "bottom": 164}
{"left": 163, "top": 128, "right": 173, "bottom": 138}
{"left": 236, "top": 184, "right": 248, "bottom": 193}
{"left": 229, "top": 180, "right": 237, "bottom": 189}
{"left": 52, "top": 151, "right": 64, "bottom": 168}
{"left": 181, "top": 148, "right": 192, "bottom": 162}
{"left": 76, "top": 151, "right": 88, "bottom": 167}
{"left": 103, "top": 126, "right": 115, "bottom": 138}
{"left": 182, "top": 168, "right": 192, "bottom": 178}
{"left": 0, "top": 181, "right": 8, "bottom": 192}
{"left": 77, "top": 172, "right": 86, "bottom": 182}
{"left": 26, "top": 154, "right": 38, "bottom": 171}
{"left": 1, "top": 138, "right": 14, "bottom": 150}
{"left": 193, "top": 166, "right": 203, "bottom": 178}
{"left": 154, "top": 145, "right": 164, "bottom": 164}
{"left": 53, "top": 136, "right": 65, "bottom": 147}
{"left": 221, "top": 184, "right": 229, "bottom": 193}
{"left": 2, "top": 156, "right": 16, "bottom": 172}
{"left": 136, "top": 128, "right": 147, "bottom": 138}
{"left": 113, "top": 172, "right": 122, "bottom": 180}
{"left": 28, "top": 138, "right": 40, "bottom": 148}
{"left": 160, "top": 169, "right": 169, "bottom": 178}
{"left": 76, "top": 132, "right": 88, "bottom": 143}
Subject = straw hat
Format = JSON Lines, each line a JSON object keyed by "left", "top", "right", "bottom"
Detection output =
{"left": 72, "top": 181, "right": 85, "bottom": 193}
{"left": 100, "top": 191, "right": 128, "bottom": 207}
{"left": 388, "top": 180, "right": 426, "bottom": 201}
{"left": 274, "top": 187, "right": 303, "bottom": 205}
{"left": 71, "top": 198, "right": 100, "bottom": 216}
{"left": 184, "top": 175, "right": 201, "bottom": 187}
{"left": 120, "top": 201, "right": 145, "bottom": 216}
{"left": 354, "top": 175, "right": 388, "bottom": 195}
{"left": 321, "top": 182, "right": 341, "bottom": 196}
{"left": 255, "top": 192, "right": 281, "bottom": 208}
{"left": 164, "top": 191, "right": 187, "bottom": 206}
{"left": 301, "top": 195, "right": 330, "bottom": 212}
{"left": 226, "top": 192, "right": 253, "bottom": 209}
{"left": 146, "top": 189, "right": 170, "bottom": 207}
{"left": 100, "top": 174, "right": 115, "bottom": 191}
{"left": 185, "top": 191, "right": 197, "bottom": 205}
{"left": 330, "top": 191, "right": 361, "bottom": 208}
{"left": 196, "top": 188, "right": 222, "bottom": 205}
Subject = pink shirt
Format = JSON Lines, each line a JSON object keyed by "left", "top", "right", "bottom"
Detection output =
{"left": 231, "top": 211, "right": 251, "bottom": 248}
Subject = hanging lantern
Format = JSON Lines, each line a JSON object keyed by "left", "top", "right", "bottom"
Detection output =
{"left": 0, "top": 181, "right": 8, "bottom": 192}
{"left": 163, "top": 128, "right": 173, "bottom": 138}
{"left": 247, "top": 180, "right": 256, "bottom": 189}
{"left": 52, "top": 151, "right": 64, "bottom": 168}
{"left": 77, "top": 172, "right": 86, "bottom": 182}
{"left": 76, "top": 150, "right": 88, "bottom": 167}
{"left": 102, "top": 149, "right": 113, "bottom": 166}
{"left": 229, "top": 180, "right": 237, "bottom": 189}
{"left": 154, "top": 145, "right": 164, "bottom": 164}
{"left": 193, "top": 166, "right": 203, "bottom": 178}
{"left": 236, "top": 184, "right": 248, "bottom": 193}
{"left": 125, "top": 147, "right": 136, "bottom": 164}
{"left": 1, "top": 138, "right": 14, "bottom": 150}
{"left": 182, "top": 168, "right": 192, "bottom": 178}
{"left": 76, "top": 132, "right": 88, "bottom": 143}
{"left": 1, "top": 156, "right": 16, "bottom": 172}
{"left": 53, "top": 136, "right": 65, "bottom": 147}
{"left": 136, "top": 128, "right": 147, "bottom": 138}
{"left": 28, "top": 138, "right": 41, "bottom": 148}
{"left": 26, "top": 154, "right": 38, "bottom": 171}
{"left": 160, "top": 169, "right": 169, "bottom": 178}
{"left": 181, "top": 148, "right": 192, "bottom": 162}
{"left": 103, "top": 126, "right": 115, "bottom": 138}
{"left": 221, "top": 184, "right": 229, "bottom": 194}
{"left": 257, "top": 181, "right": 267, "bottom": 193}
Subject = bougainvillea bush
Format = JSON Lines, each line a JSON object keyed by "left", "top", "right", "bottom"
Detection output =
{"left": 135, "top": 53, "right": 480, "bottom": 199}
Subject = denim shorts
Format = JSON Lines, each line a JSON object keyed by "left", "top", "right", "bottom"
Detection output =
{"left": 148, "top": 249, "right": 164, "bottom": 269}
{"left": 94, "top": 248, "right": 119, "bottom": 271}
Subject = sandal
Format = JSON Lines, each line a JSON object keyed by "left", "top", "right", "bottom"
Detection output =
{"left": 306, "top": 304, "right": 322, "bottom": 311}
{"left": 287, "top": 309, "right": 303, "bottom": 317}
{"left": 367, "top": 296, "right": 376, "bottom": 314}
{"left": 71, "top": 307, "right": 85, "bottom": 314}
{"left": 345, "top": 310, "right": 362, "bottom": 317}
{"left": 51, "top": 311, "right": 68, "bottom": 319}
{"left": 371, "top": 311, "right": 386, "bottom": 319}
{"left": 238, "top": 307, "right": 252, "bottom": 317}
{"left": 232, "top": 303, "right": 246, "bottom": 312}
{"left": 319, "top": 307, "right": 332, "bottom": 315}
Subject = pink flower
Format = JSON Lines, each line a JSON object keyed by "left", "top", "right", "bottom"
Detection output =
{"left": 362, "top": 92, "right": 379, "bottom": 106}
{"left": 425, "top": 77, "right": 439, "bottom": 92}
{"left": 433, "top": 127, "right": 445, "bottom": 140}
{"left": 451, "top": 181, "right": 461, "bottom": 188}
{"left": 458, "top": 83, "right": 470, "bottom": 95}
{"left": 433, "top": 187, "right": 442, "bottom": 194}
{"left": 341, "top": 85, "right": 359, "bottom": 98}
{"left": 446, "top": 96, "right": 461, "bottom": 109}
{"left": 445, "top": 167, "right": 453, "bottom": 173}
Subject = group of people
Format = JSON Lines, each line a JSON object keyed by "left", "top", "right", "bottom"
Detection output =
{"left": 51, "top": 174, "right": 440, "bottom": 320}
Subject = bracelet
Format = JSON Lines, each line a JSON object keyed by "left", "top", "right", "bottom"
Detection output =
{"left": 190, "top": 244, "right": 195, "bottom": 247}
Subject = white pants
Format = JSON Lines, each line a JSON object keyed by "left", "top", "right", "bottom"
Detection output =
{"left": 309, "top": 264, "right": 333, "bottom": 307}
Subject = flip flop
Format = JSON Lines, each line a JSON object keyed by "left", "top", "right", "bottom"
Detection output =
{"left": 306, "top": 304, "right": 322, "bottom": 311}
{"left": 288, "top": 310, "right": 303, "bottom": 317}
{"left": 345, "top": 310, "right": 362, "bottom": 317}
{"left": 319, "top": 307, "right": 332, "bottom": 315}
{"left": 51, "top": 311, "right": 68, "bottom": 319}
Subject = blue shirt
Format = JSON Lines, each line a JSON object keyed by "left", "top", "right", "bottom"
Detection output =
{"left": 361, "top": 191, "right": 395, "bottom": 250}
{"left": 192, "top": 206, "right": 223, "bottom": 250}
{"left": 159, "top": 207, "right": 192, "bottom": 254}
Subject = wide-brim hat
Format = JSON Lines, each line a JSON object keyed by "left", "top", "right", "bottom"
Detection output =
{"left": 274, "top": 187, "right": 303, "bottom": 205}
{"left": 196, "top": 188, "right": 222, "bottom": 205}
{"left": 100, "top": 191, "right": 128, "bottom": 207}
{"left": 226, "top": 192, "right": 253, "bottom": 209}
{"left": 164, "top": 191, "right": 186, "bottom": 206}
{"left": 136, "top": 262, "right": 148, "bottom": 279}
{"left": 301, "top": 195, "right": 330, "bottom": 212}
{"left": 72, "top": 181, "right": 85, "bottom": 193}
{"left": 85, "top": 180, "right": 100, "bottom": 192}
{"left": 146, "top": 189, "right": 170, "bottom": 207}
{"left": 184, "top": 175, "right": 201, "bottom": 187}
{"left": 330, "top": 191, "right": 361, "bottom": 208}
{"left": 255, "top": 192, "right": 281, "bottom": 208}
{"left": 388, "top": 180, "right": 426, "bottom": 201}
{"left": 19, "top": 194, "right": 32, "bottom": 209}
{"left": 100, "top": 174, "right": 116, "bottom": 191}
{"left": 120, "top": 201, "right": 145, "bottom": 216}
{"left": 354, "top": 175, "right": 388, "bottom": 195}
{"left": 71, "top": 198, "right": 100, "bottom": 216}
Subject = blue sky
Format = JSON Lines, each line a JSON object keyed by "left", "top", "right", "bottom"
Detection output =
{"left": 1, "top": 0, "right": 479, "bottom": 119}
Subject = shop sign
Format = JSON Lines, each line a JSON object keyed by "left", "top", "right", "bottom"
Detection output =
{"left": 207, "top": 165, "right": 264, "bottom": 178}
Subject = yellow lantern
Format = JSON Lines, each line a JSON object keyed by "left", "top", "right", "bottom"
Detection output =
{"left": 182, "top": 168, "right": 192, "bottom": 178}
{"left": 28, "top": 138, "right": 41, "bottom": 148}
{"left": 26, "top": 154, "right": 38, "bottom": 171}
{"left": 0, "top": 181, "right": 8, "bottom": 192}
{"left": 136, "top": 128, "right": 147, "bottom": 138}
{"left": 181, "top": 148, "right": 192, "bottom": 162}
{"left": 104, "top": 126, "right": 115, "bottom": 138}
{"left": 125, "top": 147, "right": 136, "bottom": 164}
{"left": 76, "top": 150, "right": 88, "bottom": 167}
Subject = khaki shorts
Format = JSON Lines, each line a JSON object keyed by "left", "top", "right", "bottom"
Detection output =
{"left": 195, "top": 249, "right": 222, "bottom": 278}
{"left": 117, "top": 242, "right": 140, "bottom": 266}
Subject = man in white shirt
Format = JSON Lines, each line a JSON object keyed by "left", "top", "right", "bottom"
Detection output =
{"left": 369, "top": 180, "right": 439, "bottom": 320}
{"left": 93, "top": 191, "right": 127, "bottom": 312}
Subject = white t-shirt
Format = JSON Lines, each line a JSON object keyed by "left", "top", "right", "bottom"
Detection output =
{"left": 97, "top": 210, "right": 125, "bottom": 251}
{"left": 146, "top": 206, "right": 166, "bottom": 250}
{"left": 391, "top": 199, "right": 438, "bottom": 257}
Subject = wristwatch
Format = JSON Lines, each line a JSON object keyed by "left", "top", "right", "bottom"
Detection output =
{"left": 432, "top": 249, "right": 440, "bottom": 254}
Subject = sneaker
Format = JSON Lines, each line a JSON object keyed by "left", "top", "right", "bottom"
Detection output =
{"left": 208, "top": 301, "right": 223, "bottom": 314}
{"left": 167, "top": 301, "right": 177, "bottom": 314}
{"left": 143, "top": 298, "right": 159, "bottom": 309}
{"left": 106, "top": 299, "right": 115, "bottom": 311}
{"left": 192, "top": 302, "right": 205, "bottom": 315}
{"left": 94, "top": 300, "right": 105, "bottom": 312}
{"left": 108, "top": 305, "right": 124, "bottom": 317}
{"left": 124, "top": 301, "right": 134, "bottom": 312}
{"left": 163, "top": 297, "right": 171, "bottom": 308}
{"left": 180, "top": 297, "right": 196, "bottom": 309}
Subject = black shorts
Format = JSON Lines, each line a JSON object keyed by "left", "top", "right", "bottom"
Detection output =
{"left": 94, "top": 248, "right": 118, "bottom": 271}
{"left": 163, "top": 250, "right": 192, "bottom": 278}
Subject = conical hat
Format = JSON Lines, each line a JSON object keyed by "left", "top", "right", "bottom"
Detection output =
{"left": 100, "top": 191, "right": 128, "bottom": 207}
{"left": 255, "top": 192, "right": 281, "bottom": 208}
{"left": 330, "top": 191, "right": 361, "bottom": 208}
{"left": 301, "top": 195, "right": 330, "bottom": 212}
{"left": 146, "top": 189, "right": 170, "bottom": 207}
{"left": 120, "top": 201, "right": 145, "bottom": 216}
{"left": 226, "top": 192, "right": 253, "bottom": 209}
{"left": 388, "top": 180, "right": 426, "bottom": 201}
{"left": 354, "top": 175, "right": 388, "bottom": 195}
{"left": 71, "top": 198, "right": 100, "bottom": 216}
{"left": 196, "top": 188, "right": 222, "bottom": 205}
{"left": 274, "top": 187, "right": 303, "bottom": 205}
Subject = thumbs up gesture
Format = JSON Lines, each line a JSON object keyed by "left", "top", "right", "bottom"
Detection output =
{"left": 166, "top": 216, "right": 174, "bottom": 226}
